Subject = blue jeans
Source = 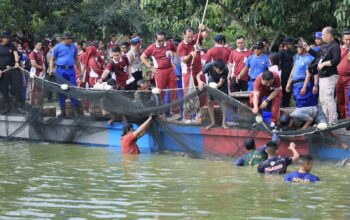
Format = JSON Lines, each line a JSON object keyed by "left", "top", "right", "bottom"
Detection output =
{"left": 56, "top": 66, "right": 79, "bottom": 109}
{"left": 293, "top": 82, "right": 314, "bottom": 108}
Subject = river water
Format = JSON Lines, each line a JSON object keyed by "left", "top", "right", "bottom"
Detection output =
{"left": 0, "top": 141, "right": 349, "bottom": 220}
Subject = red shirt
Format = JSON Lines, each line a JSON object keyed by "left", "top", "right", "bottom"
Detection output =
{"left": 206, "top": 45, "right": 230, "bottom": 64}
{"left": 253, "top": 72, "right": 281, "bottom": 96}
{"left": 88, "top": 58, "right": 103, "bottom": 78}
{"left": 337, "top": 46, "right": 350, "bottom": 77}
{"left": 29, "top": 50, "right": 44, "bottom": 75}
{"left": 143, "top": 42, "right": 176, "bottom": 69}
{"left": 177, "top": 34, "right": 203, "bottom": 74}
{"left": 105, "top": 56, "right": 129, "bottom": 88}
{"left": 121, "top": 132, "right": 140, "bottom": 154}
{"left": 228, "top": 49, "right": 253, "bottom": 80}
{"left": 97, "top": 50, "right": 105, "bottom": 68}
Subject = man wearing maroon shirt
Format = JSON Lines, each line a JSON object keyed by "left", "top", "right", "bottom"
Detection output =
{"left": 141, "top": 31, "right": 180, "bottom": 118}
{"left": 177, "top": 25, "right": 211, "bottom": 108}
{"left": 206, "top": 34, "right": 230, "bottom": 64}
{"left": 336, "top": 29, "right": 350, "bottom": 119}
{"left": 102, "top": 47, "right": 131, "bottom": 89}
{"left": 228, "top": 36, "right": 253, "bottom": 92}
{"left": 29, "top": 41, "right": 45, "bottom": 106}
{"left": 108, "top": 35, "right": 118, "bottom": 59}
{"left": 250, "top": 70, "right": 282, "bottom": 124}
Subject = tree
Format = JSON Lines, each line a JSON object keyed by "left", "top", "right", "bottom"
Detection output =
{"left": 141, "top": 0, "right": 338, "bottom": 45}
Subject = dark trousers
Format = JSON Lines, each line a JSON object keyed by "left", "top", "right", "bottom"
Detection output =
{"left": 231, "top": 77, "right": 248, "bottom": 92}
{"left": 0, "top": 69, "right": 24, "bottom": 109}
{"left": 129, "top": 70, "right": 143, "bottom": 90}
{"left": 281, "top": 76, "right": 291, "bottom": 107}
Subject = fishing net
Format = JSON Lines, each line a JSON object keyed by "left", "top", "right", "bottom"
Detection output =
{"left": 1, "top": 68, "right": 350, "bottom": 159}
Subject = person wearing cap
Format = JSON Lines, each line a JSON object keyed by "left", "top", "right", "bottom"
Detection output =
{"left": 301, "top": 26, "right": 341, "bottom": 126}
{"left": 206, "top": 34, "right": 230, "bottom": 64}
{"left": 238, "top": 41, "right": 270, "bottom": 91}
{"left": 257, "top": 141, "right": 300, "bottom": 174}
{"left": 285, "top": 155, "right": 320, "bottom": 183}
{"left": 278, "top": 37, "right": 294, "bottom": 107}
{"left": 0, "top": 31, "right": 23, "bottom": 114}
{"left": 141, "top": 31, "right": 180, "bottom": 120}
{"left": 49, "top": 31, "right": 83, "bottom": 117}
{"left": 229, "top": 36, "right": 253, "bottom": 92}
{"left": 286, "top": 42, "right": 316, "bottom": 108}
{"left": 250, "top": 70, "right": 282, "bottom": 125}
{"left": 336, "top": 29, "right": 350, "bottom": 119}
{"left": 279, "top": 105, "right": 328, "bottom": 130}
{"left": 235, "top": 138, "right": 267, "bottom": 166}
{"left": 312, "top": 32, "right": 323, "bottom": 52}
{"left": 121, "top": 116, "right": 153, "bottom": 154}
{"left": 126, "top": 37, "right": 143, "bottom": 90}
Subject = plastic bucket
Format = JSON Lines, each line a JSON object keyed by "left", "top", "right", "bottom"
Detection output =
{"left": 262, "top": 111, "right": 272, "bottom": 123}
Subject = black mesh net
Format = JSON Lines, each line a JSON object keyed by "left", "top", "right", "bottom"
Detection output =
{"left": 1, "top": 68, "right": 350, "bottom": 159}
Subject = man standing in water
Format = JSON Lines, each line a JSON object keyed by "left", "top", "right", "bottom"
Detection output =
{"left": 121, "top": 116, "right": 153, "bottom": 154}
{"left": 285, "top": 155, "right": 320, "bottom": 183}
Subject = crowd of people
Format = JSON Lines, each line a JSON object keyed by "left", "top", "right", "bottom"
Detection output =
{"left": 0, "top": 25, "right": 350, "bottom": 131}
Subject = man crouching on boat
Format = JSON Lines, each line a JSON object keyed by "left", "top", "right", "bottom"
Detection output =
{"left": 197, "top": 59, "right": 229, "bottom": 129}
{"left": 250, "top": 70, "right": 282, "bottom": 127}
{"left": 121, "top": 116, "right": 153, "bottom": 154}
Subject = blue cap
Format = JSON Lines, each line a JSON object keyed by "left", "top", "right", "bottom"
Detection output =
{"left": 214, "top": 34, "right": 224, "bottom": 43}
{"left": 315, "top": 32, "right": 322, "bottom": 39}
{"left": 130, "top": 37, "right": 141, "bottom": 44}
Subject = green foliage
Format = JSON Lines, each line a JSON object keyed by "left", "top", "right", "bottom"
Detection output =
{"left": 334, "top": 0, "right": 350, "bottom": 32}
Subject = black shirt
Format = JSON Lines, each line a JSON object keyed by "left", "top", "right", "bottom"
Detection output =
{"left": 0, "top": 43, "right": 16, "bottom": 68}
{"left": 203, "top": 62, "right": 229, "bottom": 94}
{"left": 278, "top": 49, "right": 294, "bottom": 82}
{"left": 308, "top": 40, "right": 341, "bottom": 78}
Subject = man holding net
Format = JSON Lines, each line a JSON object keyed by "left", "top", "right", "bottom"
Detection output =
{"left": 250, "top": 70, "right": 282, "bottom": 126}
{"left": 197, "top": 59, "right": 229, "bottom": 129}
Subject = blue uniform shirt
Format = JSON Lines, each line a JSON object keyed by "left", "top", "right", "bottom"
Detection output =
{"left": 246, "top": 54, "right": 270, "bottom": 80}
{"left": 292, "top": 53, "right": 314, "bottom": 81}
{"left": 53, "top": 43, "right": 78, "bottom": 66}
{"left": 285, "top": 171, "right": 320, "bottom": 183}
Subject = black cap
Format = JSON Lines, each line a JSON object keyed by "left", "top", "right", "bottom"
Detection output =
{"left": 254, "top": 41, "right": 264, "bottom": 49}
{"left": 244, "top": 138, "right": 255, "bottom": 150}
{"left": 282, "top": 37, "right": 294, "bottom": 44}
{"left": 1, "top": 31, "right": 12, "bottom": 38}
{"left": 343, "top": 29, "right": 350, "bottom": 36}
{"left": 61, "top": 31, "right": 75, "bottom": 39}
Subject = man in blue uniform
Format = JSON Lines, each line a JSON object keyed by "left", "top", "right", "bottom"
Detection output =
{"left": 49, "top": 32, "right": 83, "bottom": 117}
{"left": 312, "top": 32, "right": 323, "bottom": 52}
{"left": 238, "top": 41, "right": 270, "bottom": 91}
{"left": 285, "top": 155, "right": 320, "bottom": 183}
{"left": 286, "top": 43, "right": 316, "bottom": 107}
